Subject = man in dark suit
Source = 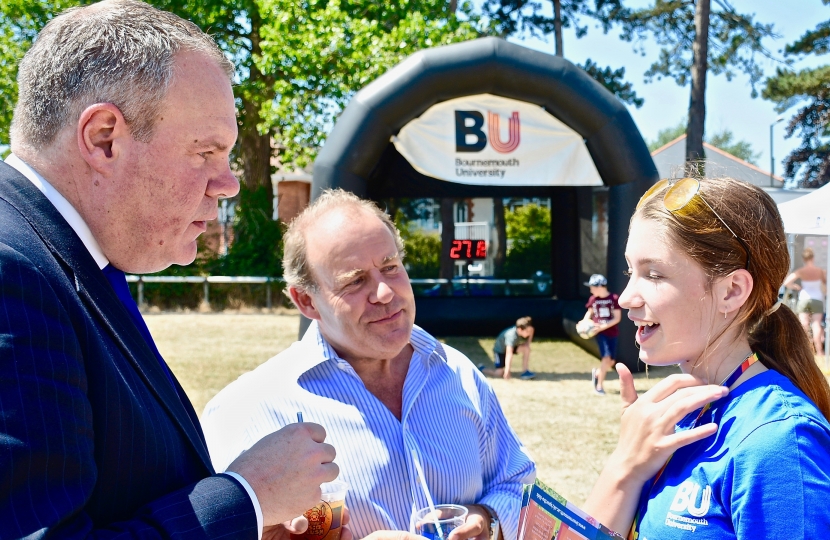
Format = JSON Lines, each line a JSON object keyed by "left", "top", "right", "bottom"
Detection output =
{"left": 0, "top": 1, "right": 338, "bottom": 538}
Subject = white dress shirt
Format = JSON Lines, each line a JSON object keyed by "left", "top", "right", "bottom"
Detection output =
{"left": 3, "top": 153, "right": 264, "bottom": 538}
{"left": 202, "top": 321, "right": 537, "bottom": 540}
{"left": 5, "top": 153, "right": 109, "bottom": 269}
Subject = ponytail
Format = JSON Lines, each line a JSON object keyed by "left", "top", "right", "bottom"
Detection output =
{"left": 750, "top": 304, "right": 830, "bottom": 421}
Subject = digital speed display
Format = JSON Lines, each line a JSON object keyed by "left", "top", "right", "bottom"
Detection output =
{"left": 449, "top": 239, "right": 487, "bottom": 260}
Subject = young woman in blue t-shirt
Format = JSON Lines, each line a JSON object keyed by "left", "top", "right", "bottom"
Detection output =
{"left": 582, "top": 176, "right": 830, "bottom": 539}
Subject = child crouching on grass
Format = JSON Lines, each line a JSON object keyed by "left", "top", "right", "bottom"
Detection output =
{"left": 481, "top": 316, "right": 535, "bottom": 380}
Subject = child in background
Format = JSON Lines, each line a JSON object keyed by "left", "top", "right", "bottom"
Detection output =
{"left": 581, "top": 274, "right": 621, "bottom": 394}
{"left": 482, "top": 316, "right": 535, "bottom": 380}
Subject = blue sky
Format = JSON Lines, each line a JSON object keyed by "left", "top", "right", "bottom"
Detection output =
{"left": 475, "top": 0, "right": 829, "bottom": 178}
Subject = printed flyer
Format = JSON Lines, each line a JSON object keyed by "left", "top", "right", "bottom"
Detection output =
{"left": 517, "top": 480, "right": 622, "bottom": 540}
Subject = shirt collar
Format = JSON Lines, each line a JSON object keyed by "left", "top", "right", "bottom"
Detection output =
{"left": 299, "top": 320, "right": 447, "bottom": 374}
{"left": 5, "top": 153, "right": 109, "bottom": 270}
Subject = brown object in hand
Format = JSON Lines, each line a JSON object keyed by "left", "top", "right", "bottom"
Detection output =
{"left": 290, "top": 480, "right": 349, "bottom": 540}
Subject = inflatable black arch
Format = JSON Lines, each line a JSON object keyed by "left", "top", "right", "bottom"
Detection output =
{"left": 311, "top": 37, "right": 658, "bottom": 367}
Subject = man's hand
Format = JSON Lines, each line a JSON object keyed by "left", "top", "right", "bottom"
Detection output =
{"left": 263, "top": 507, "right": 353, "bottom": 540}
{"left": 447, "top": 505, "right": 491, "bottom": 540}
{"left": 227, "top": 422, "right": 339, "bottom": 525}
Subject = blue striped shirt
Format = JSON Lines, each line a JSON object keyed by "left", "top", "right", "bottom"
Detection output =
{"left": 201, "top": 321, "right": 536, "bottom": 540}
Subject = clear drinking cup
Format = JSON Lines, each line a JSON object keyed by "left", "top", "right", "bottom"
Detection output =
{"left": 290, "top": 480, "right": 350, "bottom": 540}
{"left": 413, "top": 504, "right": 469, "bottom": 540}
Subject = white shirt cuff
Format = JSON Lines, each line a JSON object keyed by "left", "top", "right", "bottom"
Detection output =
{"left": 224, "top": 471, "right": 264, "bottom": 540}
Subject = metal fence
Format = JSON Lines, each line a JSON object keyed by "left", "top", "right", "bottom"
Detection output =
{"left": 125, "top": 275, "right": 284, "bottom": 308}
{"left": 124, "top": 275, "right": 552, "bottom": 307}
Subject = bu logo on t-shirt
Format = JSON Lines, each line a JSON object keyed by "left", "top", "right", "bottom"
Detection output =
{"left": 670, "top": 480, "right": 711, "bottom": 517}
{"left": 660, "top": 479, "right": 712, "bottom": 533}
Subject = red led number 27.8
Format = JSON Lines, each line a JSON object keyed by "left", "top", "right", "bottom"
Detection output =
{"left": 449, "top": 239, "right": 487, "bottom": 260}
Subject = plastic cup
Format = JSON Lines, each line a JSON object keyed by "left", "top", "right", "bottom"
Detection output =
{"left": 413, "top": 504, "right": 468, "bottom": 540}
{"left": 290, "top": 480, "right": 350, "bottom": 540}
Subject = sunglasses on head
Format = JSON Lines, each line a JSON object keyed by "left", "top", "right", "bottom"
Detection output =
{"left": 636, "top": 177, "right": 751, "bottom": 271}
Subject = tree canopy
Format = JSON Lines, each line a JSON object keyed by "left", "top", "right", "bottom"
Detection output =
{"left": 619, "top": 0, "right": 776, "bottom": 167}
{"left": 481, "top": 0, "right": 643, "bottom": 107}
{"left": 707, "top": 129, "right": 759, "bottom": 164}
{"left": 1, "top": 0, "right": 483, "bottom": 275}
{"left": 763, "top": 3, "right": 830, "bottom": 187}
{"left": 1, "top": 0, "right": 479, "bottom": 184}
{"left": 648, "top": 121, "right": 686, "bottom": 151}
{"left": 503, "top": 202, "right": 551, "bottom": 278}
{"left": 0, "top": 0, "right": 81, "bottom": 148}
{"left": 620, "top": 1, "right": 774, "bottom": 91}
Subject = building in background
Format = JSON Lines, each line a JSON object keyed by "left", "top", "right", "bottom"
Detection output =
{"left": 271, "top": 168, "right": 312, "bottom": 224}
{"left": 651, "top": 134, "right": 813, "bottom": 205}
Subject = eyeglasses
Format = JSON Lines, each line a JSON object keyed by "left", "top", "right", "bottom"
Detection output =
{"left": 636, "top": 178, "right": 751, "bottom": 270}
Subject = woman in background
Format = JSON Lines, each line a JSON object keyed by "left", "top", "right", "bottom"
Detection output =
{"left": 583, "top": 176, "right": 830, "bottom": 539}
{"left": 784, "top": 247, "right": 827, "bottom": 355}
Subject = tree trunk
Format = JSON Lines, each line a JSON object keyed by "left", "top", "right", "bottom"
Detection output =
{"left": 493, "top": 198, "right": 506, "bottom": 277}
{"left": 238, "top": 108, "right": 273, "bottom": 192}
{"left": 686, "top": 0, "right": 710, "bottom": 173}
{"left": 449, "top": 0, "right": 457, "bottom": 13}
{"left": 552, "top": 0, "right": 564, "bottom": 57}
{"left": 237, "top": 10, "right": 274, "bottom": 194}
{"left": 440, "top": 199, "right": 455, "bottom": 293}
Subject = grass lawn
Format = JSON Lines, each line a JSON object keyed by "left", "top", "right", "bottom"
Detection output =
{"left": 147, "top": 312, "right": 828, "bottom": 506}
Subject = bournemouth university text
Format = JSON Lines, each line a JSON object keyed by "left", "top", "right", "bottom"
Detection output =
{"left": 455, "top": 158, "right": 520, "bottom": 178}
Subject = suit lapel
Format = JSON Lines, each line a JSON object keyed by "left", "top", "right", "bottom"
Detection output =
{"left": 0, "top": 162, "right": 214, "bottom": 473}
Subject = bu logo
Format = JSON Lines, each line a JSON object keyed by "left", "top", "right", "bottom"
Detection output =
{"left": 455, "top": 110, "right": 520, "bottom": 153}
{"left": 669, "top": 480, "right": 711, "bottom": 517}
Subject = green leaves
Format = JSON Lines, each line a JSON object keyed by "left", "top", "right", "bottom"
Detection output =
{"left": 0, "top": 0, "right": 82, "bottom": 146}
{"left": 255, "top": 0, "right": 479, "bottom": 168}
{"left": 208, "top": 184, "right": 285, "bottom": 276}
{"left": 707, "top": 129, "right": 760, "bottom": 165}
{"left": 482, "top": 0, "right": 625, "bottom": 40}
{"left": 764, "top": 65, "right": 830, "bottom": 110}
{"left": 763, "top": 6, "right": 830, "bottom": 188}
{"left": 620, "top": 0, "right": 775, "bottom": 95}
{"left": 578, "top": 59, "right": 643, "bottom": 108}
{"left": 648, "top": 121, "right": 686, "bottom": 151}
{"left": 480, "top": 1, "right": 641, "bottom": 106}
{"left": 763, "top": 66, "right": 830, "bottom": 187}
{"left": 504, "top": 202, "right": 551, "bottom": 278}
{"left": 785, "top": 21, "right": 830, "bottom": 57}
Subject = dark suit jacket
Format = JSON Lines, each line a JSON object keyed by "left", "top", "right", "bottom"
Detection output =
{"left": 0, "top": 161, "right": 257, "bottom": 539}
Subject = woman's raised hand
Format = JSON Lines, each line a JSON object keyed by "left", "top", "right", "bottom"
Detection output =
{"left": 613, "top": 363, "right": 727, "bottom": 485}
{"left": 581, "top": 363, "right": 727, "bottom": 534}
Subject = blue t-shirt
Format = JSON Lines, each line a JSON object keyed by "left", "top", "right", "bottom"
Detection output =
{"left": 635, "top": 369, "right": 830, "bottom": 539}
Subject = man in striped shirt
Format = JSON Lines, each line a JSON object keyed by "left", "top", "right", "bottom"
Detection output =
{"left": 202, "top": 190, "right": 536, "bottom": 540}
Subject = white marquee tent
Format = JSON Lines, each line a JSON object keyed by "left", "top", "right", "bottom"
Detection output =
{"left": 777, "top": 183, "right": 830, "bottom": 368}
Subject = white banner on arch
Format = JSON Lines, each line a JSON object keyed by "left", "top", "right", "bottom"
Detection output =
{"left": 391, "top": 93, "right": 603, "bottom": 186}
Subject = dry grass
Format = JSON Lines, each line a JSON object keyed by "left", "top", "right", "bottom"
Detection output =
{"left": 147, "top": 311, "right": 302, "bottom": 414}
{"left": 147, "top": 312, "right": 828, "bottom": 506}
{"left": 441, "top": 336, "right": 674, "bottom": 504}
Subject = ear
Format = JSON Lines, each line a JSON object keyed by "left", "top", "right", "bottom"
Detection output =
{"left": 716, "top": 269, "right": 754, "bottom": 315}
{"left": 77, "top": 103, "right": 131, "bottom": 176}
{"left": 288, "top": 286, "right": 321, "bottom": 321}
